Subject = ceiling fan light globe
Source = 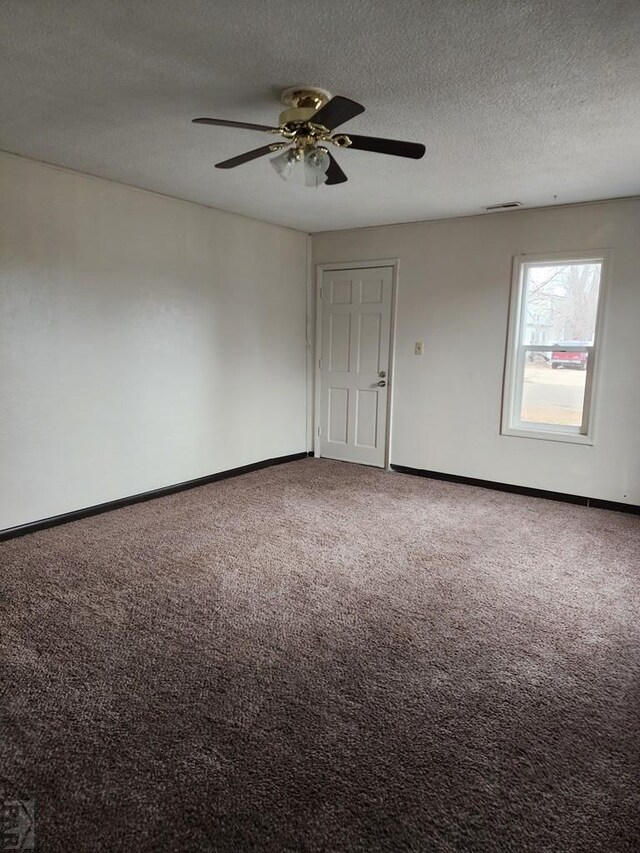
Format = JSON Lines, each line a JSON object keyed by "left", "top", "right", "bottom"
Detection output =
{"left": 304, "top": 147, "right": 330, "bottom": 187}
{"left": 305, "top": 147, "right": 330, "bottom": 172}
{"left": 270, "top": 149, "right": 298, "bottom": 181}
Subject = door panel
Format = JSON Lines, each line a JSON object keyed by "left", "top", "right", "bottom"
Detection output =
{"left": 360, "top": 278, "right": 383, "bottom": 304}
{"left": 329, "top": 313, "right": 351, "bottom": 372}
{"left": 328, "top": 387, "right": 349, "bottom": 444}
{"left": 355, "top": 389, "right": 378, "bottom": 448}
{"left": 357, "top": 313, "right": 382, "bottom": 373}
{"left": 319, "top": 266, "right": 393, "bottom": 467}
{"left": 330, "top": 279, "right": 353, "bottom": 304}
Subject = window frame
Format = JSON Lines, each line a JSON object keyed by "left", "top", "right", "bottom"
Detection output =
{"left": 501, "top": 250, "right": 609, "bottom": 445}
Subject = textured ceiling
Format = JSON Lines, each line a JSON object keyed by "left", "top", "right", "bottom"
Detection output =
{"left": 1, "top": 0, "right": 639, "bottom": 232}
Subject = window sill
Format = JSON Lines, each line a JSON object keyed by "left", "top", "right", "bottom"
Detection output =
{"left": 501, "top": 426, "right": 594, "bottom": 446}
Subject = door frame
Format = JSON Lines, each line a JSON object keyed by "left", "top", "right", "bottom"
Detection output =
{"left": 313, "top": 259, "right": 400, "bottom": 470}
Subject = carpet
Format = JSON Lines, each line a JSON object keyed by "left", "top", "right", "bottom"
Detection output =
{"left": 1, "top": 458, "right": 639, "bottom": 851}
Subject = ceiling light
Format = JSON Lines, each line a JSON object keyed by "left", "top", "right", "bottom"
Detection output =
{"left": 194, "top": 87, "right": 426, "bottom": 189}
{"left": 304, "top": 147, "right": 330, "bottom": 187}
{"left": 270, "top": 145, "right": 330, "bottom": 187}
{"left": 270, "top": 148, "right": 299, "bottom": 181}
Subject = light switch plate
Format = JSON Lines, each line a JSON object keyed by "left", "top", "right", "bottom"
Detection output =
{"left": 415, "top": 342, "right": 424, "bottom": 355}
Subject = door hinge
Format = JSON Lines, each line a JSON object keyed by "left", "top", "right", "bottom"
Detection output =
{"left": 317, "top": 426, "right": 321, "bottom": 437}
{"left": 318, "top": 357, "right": 323, "bottom": 370}
{"left": 319, "top": 287, "right": 323, "bottom": 299}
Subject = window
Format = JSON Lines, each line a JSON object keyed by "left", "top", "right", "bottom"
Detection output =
{"left": 502, "top": 252, "right": 607, "bottom": 444}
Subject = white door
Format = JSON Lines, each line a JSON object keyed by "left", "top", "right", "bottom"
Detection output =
{"left": 319, "top": 266, "right": 393, "bottom": 467}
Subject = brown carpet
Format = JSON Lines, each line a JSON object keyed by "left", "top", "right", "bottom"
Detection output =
{"left": 1, "top": 459, "right": 639, "bottom": 852}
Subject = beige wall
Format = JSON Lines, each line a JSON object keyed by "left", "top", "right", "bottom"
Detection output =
{"left": 313, "top": 200, "right": 640, "bottom": 504}
{"left": 0, "top": 153, "right": 308, "bottom": 530}
{"left": 2, "top": 151, "right": 637, "bottom": 529}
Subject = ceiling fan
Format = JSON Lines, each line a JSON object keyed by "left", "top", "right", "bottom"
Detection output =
{"left": 192, "top": 87, "right": 426, "bottom": 187}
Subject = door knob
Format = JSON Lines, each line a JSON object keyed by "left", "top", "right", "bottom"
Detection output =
{"left": 377, "top": 380, "right": 386, "bottom": 387}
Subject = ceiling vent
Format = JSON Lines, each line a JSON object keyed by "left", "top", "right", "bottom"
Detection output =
{"left": 485, "top": 201, "right": 523, "bottom": 211}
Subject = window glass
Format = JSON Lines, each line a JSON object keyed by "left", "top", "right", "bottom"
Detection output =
{"left": 502, "top": 255, "right": 605, "bottom": 442}
{"left": 520, "top": 351, "right": 588, "bottom": 427}
{"left": 522, "top": 262, "right": 601, "bottom": 347}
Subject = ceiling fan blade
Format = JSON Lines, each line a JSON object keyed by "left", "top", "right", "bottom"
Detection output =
{"left": 325, "top": 152, "right": 348, "bottom": 185}
{"left": 193, "top": 117, "right": 277, "bottom": 132}
{"left": 311, "top": 96, "right": 365, "bottom": 130}
{"left": 346, "top": 134, "right": 426, "bottom": 159}
{"left": 215, "top": 145, "right": 277, "bottom": 169}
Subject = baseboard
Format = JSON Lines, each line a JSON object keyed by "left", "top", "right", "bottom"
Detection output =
{"left": 0, "top": 452, "right": 313, "bottom": 543}
{"left": 390, "top": 464, "right": 640, "bottom": 515}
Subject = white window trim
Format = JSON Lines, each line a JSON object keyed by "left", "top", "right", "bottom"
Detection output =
{"left": 501, "top": 250, "right": 610, "bottom": 446}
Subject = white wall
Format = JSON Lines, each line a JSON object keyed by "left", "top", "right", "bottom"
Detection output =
{"left": 313, "top": 200, "right": 640, "bottom": 504}
{"left": 0, "top": 152, "right": 308, "bottom": 530}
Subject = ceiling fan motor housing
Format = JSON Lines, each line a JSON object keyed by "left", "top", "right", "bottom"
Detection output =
{"left": 278, "top": 105, "right": 318, "bottom": 125}
{"left": 278, "top": 86, "right": 331, "bottom": 126}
